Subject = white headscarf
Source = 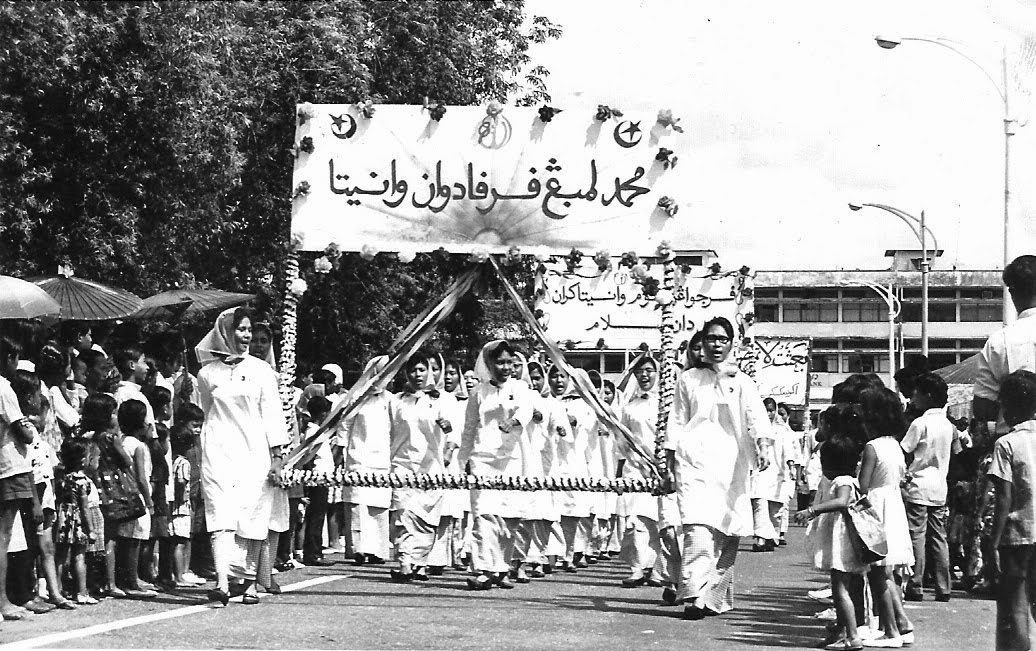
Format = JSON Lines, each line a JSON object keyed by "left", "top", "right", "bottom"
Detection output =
{"left": 446, "top": 358, "right": 468, "bottom": 399}
{"left": 548, "top": 364, "right": 571, "bottom": 398}
{"left": 321, "top": 363, "right": 344, "bottom": 386}
{"left": 474, "top": 340, "right": 510, "bottom": 385}
{"left": 511, "top": 351, "right": 530, "bottom": 386}
{"left": 195, "top": 307, "right": 250, "bottom": 365}
{"left": 630, "top": 356, "right": 660, "bottom": 398}
{"left": 527, "top": 360, "right": 550, "bottom": 398}
{"left": 425, "top": 352, "right": 445, "bottom": 396}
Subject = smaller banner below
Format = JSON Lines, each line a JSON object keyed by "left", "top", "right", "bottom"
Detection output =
{"left": 535, "top": 258, "right": 754, "bottom": 350}
{"left": 734, "top": 337, "right": 812, "bottom": 406}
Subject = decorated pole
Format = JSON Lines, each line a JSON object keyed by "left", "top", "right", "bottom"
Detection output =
{"left": 277, "top": 245, "right": 305, "bottom": 435}
{"left": 653, "top": 242, "right": 677, "bottom": 482}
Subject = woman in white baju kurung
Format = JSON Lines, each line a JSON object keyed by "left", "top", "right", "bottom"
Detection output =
{"left": 664, "top": 318, "right": 773, "bottom": 619}
{"left": 618, "top": 356, "right": 666, "bottom": 585}
{"left": 595, "top": 379, "right": 623, "bottom": 557}
{"left": 458, "top": 341, "right": 532, "bottom": 590}
{"left": 551, "top": 366, "right": 595, "bottom": 570}
{"left": 424, "top": 353, "right": 463, "bottom": 572}
{"left": 437, "top": 357, "right": 470, "bottom": 570}
{"left": 194, "top": 308, "right": 289, "bottom": 607}
{"left": 749, "top": 397, "right": 788, "bottom": 551}
{"left": 388, "top": 357, "right": 448, "bottom": 582}
{"left": 585, "top": 371, "right": 615, "bottom": 562}
{"left": 338, "top": 356, "right": 393, "bottom": 563}
{"left": 511, "top": 360, "right": 565, "bottom": 581}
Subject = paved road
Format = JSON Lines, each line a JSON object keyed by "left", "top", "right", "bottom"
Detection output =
{"left": 0, "top": 528, "right": 996, "bottom": 649}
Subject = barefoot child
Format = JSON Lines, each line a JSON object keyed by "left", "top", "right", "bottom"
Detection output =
{"left": 116, "top": 400, "right": 157, "bottom": 598}
{"left": 56, "top": 438, "right": 103, "bottom": 604}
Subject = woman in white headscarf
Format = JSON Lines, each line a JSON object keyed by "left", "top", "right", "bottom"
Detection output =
{"left": 388, "top": 355, "right": 449, "bottom": 582}
{"left": 424, "top": 352, "right": 462, "bottom": 574}
{"left": 435, "top": 356, "right": 470, "bottom": 570}
{"left": 458, "top": 340, "right": 532, "bottom": 590}
{"left": 550, "top": 366, "right": 595, "bottom": 571}
{"left": 193, "top": 307, "right": 288, "bottom": 607}
{"left": 586, "top": 370, "right": 616, "bottom": 564}
{"left": 337, "top": 355, "right": 393, "bottom": 565}
{"left": 664, "top": 317, "right": 773, "bottom": 619}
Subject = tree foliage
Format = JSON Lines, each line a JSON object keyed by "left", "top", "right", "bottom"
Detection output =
{"left": 0, "top": 1, "right": 560, "bottom": 374}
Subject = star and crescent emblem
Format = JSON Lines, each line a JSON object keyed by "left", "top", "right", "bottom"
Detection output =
{"left": 329, "top": 113, "right": 357, "bottom": 139}
{"left": 612, "top": 120, "right": 643, "bottom": 148}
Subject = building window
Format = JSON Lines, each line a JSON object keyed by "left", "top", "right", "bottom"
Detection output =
{"left": 900, "top": 303, "right": 921, "bottom": 322}
{"left": 603, "top": 353, "right": 628, "bottom": 374}
{"left": 841, "top": 301, "right": 884, "bottom": 322}
{"left": 567, "top": 353, "right": 599, "bottom": 372}
{"left": 960, "top": 303, "right": 1002, "bottom": 322}
{"left": 813, "top": 338, "right": 840, "bottom": 350}
{"left": 784, "top": 302, "right": 838, "bottom": 322}
{"left": 930, "top": 303, "right": 957, "bottom": 322}
{"left": 755, "top": 303, "right": 779, "bottom": 323}
{"left": 844, "top": 354, "right": 890, "bottom": 374}
{"left": 811, "top": 353, "right": 840, "bottom": 373}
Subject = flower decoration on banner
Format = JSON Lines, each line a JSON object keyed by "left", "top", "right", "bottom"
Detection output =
{"left": 594, "top": 105, "right": 624, "bottom": 121}
{"left": 592, "top": 249, "right": 612, "bottom": 272}
{"left": 360, "top": 244, "right": 379, "bottom": 261}
{"left": 564, "top": 248, "right": 584, "bottom": 273}
{"left": 563, "top": 340, "right": 576, "bottom": 350}
{"left": 357, "top": 100, "right": 376, "bottom": 119}
{"left": 504, "top": 245, "right": 522, "bottom": 265}
{"left": 486, "top": 100, "right": 504, "bottom": 120}
{"left": 289, "top": 231, "right": 305, "bottom": 252}
{"left": 289, "top": 277, "right": 308, "bottom": 297}
{"left": 743, "top": 311, "right": 756, "bottom": 327}
{"left": 739, "top": 265, "right": 751, "bottom": 276}
{"left": 297, "top": 102, "right": 315, "bottom": 125}
{"left": 397, "top": 249, "right": 416, "bottom": 264}
{"left": 619, "top": 251, "right": 639, "bottom": 269}
{"left": 656, "top": 240, "right": 674, "bottom": 261}
{"left": 313, "top": 256, "right": 333, "bottom": 274}
{"left": 538, "top": 105, "right": 562, "bottom": 123}
{"left": 656, "top": 108, "right": 684, "bottom": 133}
{"left": 298, "top": 136, "right": 314, "bottom": 155}
{"left": 742, "top": 286, "right": 754, "bottom": 299}
{"left": 293, "top": 181, "right": 310, "bottom": 199}
{"left": 641, "top": 277, "right": 660, "bottom": 297}
{"left": 655, "top": 147, "right": 678, "bottom": 169}
{"left": 426, "top": 101, "right": 447, "bottom": 122}
{"left": 656, "top": 196, "right": 678, "bottom": 217}
{"left": 630, "top": 264, "right": 649, "bottom": 282}
{"left": 468, "top": 247, "right": 490, "bottom": 264}
{"left": 596, "top": 338, "right": 606, "bottom": 349}
{"left": 709, "top": 262, "right": 723, "bottom": 276}
{"left": 655, "top": 289, "right": 675, "bottom": 306}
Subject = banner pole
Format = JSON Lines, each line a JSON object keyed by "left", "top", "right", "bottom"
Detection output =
{"left": 653, "top": 257, "right": 676, "bottom": 483}
{"left": 277, "top": 251, "right": 301, "bottom": 437}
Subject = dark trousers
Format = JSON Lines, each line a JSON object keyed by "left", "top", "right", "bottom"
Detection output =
{"left": 905, "top": 501, "right": 951, "bottom": 596}
{"left": 303, "top": 487, "right": 329, "bottom": 562}
{"left": 996, "top": 544, "right": 1036, "bottom": 651}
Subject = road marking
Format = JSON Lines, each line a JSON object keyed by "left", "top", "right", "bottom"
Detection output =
{"left": 0, "top": 575, "right": 346, "bottom": 649}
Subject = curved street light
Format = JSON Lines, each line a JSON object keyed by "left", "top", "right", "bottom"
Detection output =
{"left": 848, "top": 202, "right": 935, "bottom": 357}
{"left": 873, "top": 34, "right": 1015, "bottom": 324}
{"left": 839, "top": 280, "right": 900, "bottom": 389}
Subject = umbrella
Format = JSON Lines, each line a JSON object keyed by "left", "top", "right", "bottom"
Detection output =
{"left": 32, "top": 275, "right": 144, "bottom": 321}
{"left": 0, "top": 275, "right": 62, "bottom": 319}
{"left": 133, "top": 289, "right": 256, "bottom": 320}
{"left": 934, "top": 353, "right": 980, "bottom": 385}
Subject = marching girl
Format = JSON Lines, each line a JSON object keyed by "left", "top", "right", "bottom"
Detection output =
{"left": 551, "top": 366, "right": 596, "bottom": 571}
{"left": 458, "top": 341, "right": 532, "bottom": 590}
{"left": 750, "top": 397, "right": 787, "bottom": 552}
{"left": 511, "top": 358, "right": 565, "bottom": 582}
{"left": 586, "top": 371, "right": 616, "bottom": 563}
{"left": 599, "top": 379, "right": 624, "bottom": 557}
{"left": 339, "top": 356, "right": 394, "bottom": 565}
{"left": 425, "top": 352, "right": 464, "bottom": 574}
{"left": 439, "top": 356, "right": 471, "bottom": 570}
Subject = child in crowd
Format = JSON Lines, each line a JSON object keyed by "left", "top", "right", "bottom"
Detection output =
{"left": 170, "top": 402, "right": 208, "bottom": 584}
{"left": 116, "top": 400, "right": 156, "bottom": 598}
{"left": 796, "top": 408, "right": 866, "bottom": 651}
{"left": 55, "top": 437, "right": 103, "bottom": 604}
{"left": 143, "top": 385, "right": 173, "bottom": 588}
{"left": 988, "top": 370, "right": 1036, "bottom": 651}
{"left": 169, "top": 425, "right": 200, "bottom": 587}
{"left": 302, "top": 395, "right": 334, "bottom": 566}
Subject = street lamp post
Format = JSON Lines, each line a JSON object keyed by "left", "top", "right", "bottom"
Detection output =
{"left": 848, "top": 202, "right": 938, "bottom": 357}
{"left": 874, "top": 35, "right": 1015, "bottom": 324}
{"left": 842, "top": 281, "right": 900, "bottom": 389}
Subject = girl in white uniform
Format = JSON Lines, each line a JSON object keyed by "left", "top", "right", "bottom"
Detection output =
{"left": 551, "top": 366, "right": 595, "bottom": 571}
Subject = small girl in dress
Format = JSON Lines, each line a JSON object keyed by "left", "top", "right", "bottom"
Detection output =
{"left": 116, "top": 400, "right": 156, "bottom": 598}
{"left": 796, "top": 426, "right": 866, "bottom": 651}
{"left": 857, "top": 388, "right": 915, "bottom": 647}
{"left": 56, "top": 437, "right": 103, "bottom": 604}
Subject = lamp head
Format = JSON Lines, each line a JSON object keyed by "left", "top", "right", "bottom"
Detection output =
{"left": 848, "top": 203, "right": 863, "bottom": 211}
{"left": 874, "top": 36, "right": 902, "bottom": 50}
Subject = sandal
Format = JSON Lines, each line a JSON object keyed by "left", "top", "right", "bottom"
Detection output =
{"left": 824, "top": 639, "right": 863, "bottom": 651}
{"left": 75, "top": 594, "right": 99, "bottom": 606}
{"left": 240, "top": 593, "right": 260, "bottom": 605}
{"left": 1, "top": 607, "right": 31, "bottom": 621}
{"left": 49, "top": 597, "right": 77, "bottom": 610}
{"left": 206, "top": 588, "right": 230, "bottom": 608}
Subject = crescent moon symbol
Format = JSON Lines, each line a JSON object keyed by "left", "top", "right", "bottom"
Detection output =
{"left": 330, "top": 113, "right": 358, "bottom": 139}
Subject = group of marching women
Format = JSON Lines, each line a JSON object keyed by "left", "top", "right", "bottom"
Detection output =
{"left": 195, "top": 305, "right": 778, "bottom": 619}
{"left": 300, "top": 316, "right": 777, "bottom": 620}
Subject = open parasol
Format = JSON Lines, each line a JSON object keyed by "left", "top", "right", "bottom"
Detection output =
{"left": 32, "top": 270, "right": 144, "bottom": 321}
{"left": 133, "top": 288, "right": 256, "bottom": 320}
{"left": 0, "top": 275, "right": 62, "bottom": 319}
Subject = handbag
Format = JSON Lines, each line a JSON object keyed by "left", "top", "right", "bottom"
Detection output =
{"left": 93, "top": 438, "right": 147, "bottom": 524}
{"left": 845, "top": 491, "right": 888, "bottom": 564}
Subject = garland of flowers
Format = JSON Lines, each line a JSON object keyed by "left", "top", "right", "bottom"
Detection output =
{"left": 653, "top": 250, "right": 677, "bottom": 479}
{"left": 279, "top": 468, "right": 659, "bottom": 493}
{"left": 277, "top": 249, "right": 302, "bottom": 434}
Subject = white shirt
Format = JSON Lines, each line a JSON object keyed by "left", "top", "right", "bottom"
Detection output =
{"left": 901, "top": 407, "right": 960, "bottom": 506}
{"left": 975, "top": 306, "right": 1036, "bottom": 431}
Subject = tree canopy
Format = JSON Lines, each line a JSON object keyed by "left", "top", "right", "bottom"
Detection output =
{"left": 0, "top": 1, "right": 560, "bottom": 375}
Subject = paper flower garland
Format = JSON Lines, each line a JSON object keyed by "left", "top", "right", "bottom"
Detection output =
{"left": 426, "top": 102, "right": 447, "bottom": 121}
{"left": 655, "top": 147, "right": 677, "bottom": 169}
{"left": 298, "top": 136, "right": 314, "bottom": 155}
{"left": 641, "top": 277, "right": 660, "bottom": 297}
{"left": 631, "top": 264, "right": 649, "bottom": 281}
{"left": 293, "top": 181, "right": 310, "bottom": 199}
{"left": 468, "top": 247, "right": 490, "bottom": 264}
{"left": 538, "top": 105, "right": 562, "bottom": 122}
{"left": 656, "top": 196, "right": 678, "bottom": 217}
{"left": 289, "top": 231, "right": 305, "bottom": 252}
{"left": 486, "top": 100, "right": 504, "bottom": 119}
{"left": 289, "top": 277, "right": 308, "bottom": 297}
{"left": 709, "top": 262, "right": 723, "bottom": 275}
{"left": 656, "top": 240, "right": 674, "bottom": 261}
{"left": 397, "top": 249, "right": 416, "bottom": 264}
{"left": 360, "top": 244, "right": 379, "bottom": 261}
{"left": 504, "top": 245, "right": 522, "bottom": 265}
{"left": 593, "top": 249, "right": 612, "bottom": 272}
{"left": 297, "top": 102, "right": 315, "bottom": 125}
{"left": 655, "top": 289, "right": 675, "bottom": 306}
{"left": 313, "top": 256, "right": 333, "bottom": 274}
{"left": 595, "top": 105, "right": 624, "bottom": 121}
{"left": 656, "top": 109, "right": 684, "bottom": 133}
{"left": 619, "top": 251, "right": 639, "bottom": 269}
{"left": 564, "top": 248, "right": 584, "bottom": 273}
{"left": 357, "top": 100, "right": 376, "bottom": 119}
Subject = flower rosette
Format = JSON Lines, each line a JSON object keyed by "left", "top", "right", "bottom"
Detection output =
{"left": 293, "top": 181, "right": 310, "bottom": 199}
{"left": 313, "top": 256, "right": 333, "bottom": 274}
{"left": 619, "top": 251, "right": 639, "bottom": 269}
{"left": 656, "top": 196, "right": 678, "bottom": 217}
{"left": 594, "top": 104, "right": 624, "bottom": 122}
{"left": 656, "top": 239, "right": 674, "bottom": 261}
{"left": 504, "top": 245, "right": 522, "bottom": 266}
{"left": 297, "top": 102, "right": 315, "bottom": 125}
{"left": 592, "top": 249, "right": 612, "bottom": 272}
{"left": 564, "top": 248, "right": 584, "bottom": 273}
{"left": 654, "top": 147, "right": 678, "bottom": 169}
{"left": 426, "top": 102, "right": 447, "bottom": 122}
{"left": 396, "top": 249, "right": 416, "bottom": 264}
{"left": 360, "top": 244, "right": 379, "bottom": 261}
{"left": 467, "top": 247, "right": 490, "bottom": 264}
{"left": 656, "top": 108, "right": 684, "bottom": 133}
{"left": 288, "top": 277, "right": 308, "bottom": 297}
{"left": 357, "top": 99, "right": 376, "bottom": 119}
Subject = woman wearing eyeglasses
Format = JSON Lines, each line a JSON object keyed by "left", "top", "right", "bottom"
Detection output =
{"left": 664, "top": 317, "right": 774, "bottom": 620}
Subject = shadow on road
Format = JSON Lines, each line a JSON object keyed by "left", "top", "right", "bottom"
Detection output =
{"left": 713, "top": 584, "right": 824, "bottom": 648}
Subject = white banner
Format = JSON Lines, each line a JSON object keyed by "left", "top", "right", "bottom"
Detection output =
{"left": 290, "top": 104, "right": 687, "bottom": 254}
{"left": 735, "top": 337, "right": 812, "bottom": 406}
{"left": 535, "top": 259, "right": 754, "bottom": 350}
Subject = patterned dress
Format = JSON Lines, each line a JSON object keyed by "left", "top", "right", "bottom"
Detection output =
{"left": 56, "top": 470, "right": 105, "bottom": 553}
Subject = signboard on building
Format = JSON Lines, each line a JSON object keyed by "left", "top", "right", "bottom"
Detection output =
{"left": 735, "top": 337, "right": 812, "bottom": 406}
{"left": 535, "top": 259, "right": 754, "bottom": 350}
{"left": 291, "top": 104, "right": 688, "bottom": 255}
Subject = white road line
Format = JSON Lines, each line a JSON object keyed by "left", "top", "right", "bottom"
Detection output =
{"left": 0, "top": 575, "right": 346, "bottom": 650}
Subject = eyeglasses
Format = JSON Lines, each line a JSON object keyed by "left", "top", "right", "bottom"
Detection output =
{"left": 704, "top": 335, "right": 731, "bottom": 345}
